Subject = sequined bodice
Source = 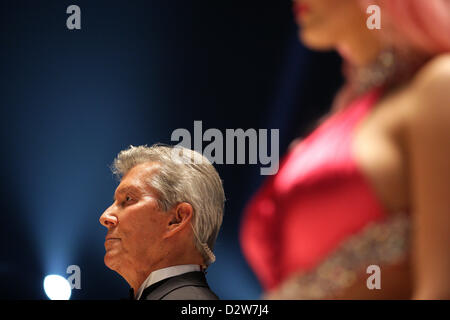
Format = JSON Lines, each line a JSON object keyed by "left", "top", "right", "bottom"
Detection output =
{"left": 270, "top": 212, "right": 410, "bottom": 299}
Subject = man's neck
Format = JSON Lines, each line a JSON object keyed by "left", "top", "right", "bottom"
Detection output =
{"left": 126, "top": 250, "right": 206, "bottom": 293}
{"left": 134, "top": 264, "right": 202, "bottom": 299}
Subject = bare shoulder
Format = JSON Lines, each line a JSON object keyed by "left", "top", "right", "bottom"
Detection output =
{"left": 411, "top": 54, "right": 450, "bottom": 101}
{"left": 415, "top": 53, "right": 450, "bottom": 80}
{"left": 406, "top": 54, "right": 450, "bottom": 124}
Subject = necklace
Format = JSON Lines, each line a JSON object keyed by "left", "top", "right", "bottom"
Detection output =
{"left": 347, "top": 47, "right": 429, "bottom": 95}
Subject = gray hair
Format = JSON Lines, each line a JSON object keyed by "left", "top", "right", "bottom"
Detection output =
{"left": 111, "top": 144, "right": 225, "bottom": 266}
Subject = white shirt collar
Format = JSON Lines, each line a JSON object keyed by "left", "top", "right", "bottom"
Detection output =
{"left": 135, "top": 264, "right": 201, "bottom": 300}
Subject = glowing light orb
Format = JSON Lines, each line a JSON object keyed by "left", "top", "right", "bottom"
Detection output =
{"left": 43, "top": 274, "right": 71, "bottom": 300}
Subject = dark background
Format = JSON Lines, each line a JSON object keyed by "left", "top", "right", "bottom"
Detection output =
{"left": 0, "top": 0, "right": 342, "bottom": 299}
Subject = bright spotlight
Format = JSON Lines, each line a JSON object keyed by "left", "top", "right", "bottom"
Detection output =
{"left": 43, "top": 274, "right": 71, "bottom": 300}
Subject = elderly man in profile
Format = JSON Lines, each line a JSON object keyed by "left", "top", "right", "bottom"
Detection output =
{"left": 99, "top": 144, "right": 225, "bottom": 300}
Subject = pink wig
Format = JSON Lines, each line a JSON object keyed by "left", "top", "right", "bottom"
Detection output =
{"left": 363, "top": 0, "right": 450, "bottom": 54}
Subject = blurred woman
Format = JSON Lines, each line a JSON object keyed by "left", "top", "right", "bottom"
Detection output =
{"left": 240, "top": 0, "right": 450, "bottom": 299}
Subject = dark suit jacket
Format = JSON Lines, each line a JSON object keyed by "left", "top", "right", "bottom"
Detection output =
{"left": 137, "top": 271, "right": 219, "bottom": 300}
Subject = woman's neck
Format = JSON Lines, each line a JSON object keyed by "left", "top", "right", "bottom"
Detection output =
{"left": 337, "top": 31, "right": 384, "bottom": 67}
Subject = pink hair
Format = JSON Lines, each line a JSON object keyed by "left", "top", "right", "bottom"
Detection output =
{"left": 329, "top": 0, "right": 450, "bottom": 112}
{"left": 375, "top": 0, "right": 450, "bottom": 54}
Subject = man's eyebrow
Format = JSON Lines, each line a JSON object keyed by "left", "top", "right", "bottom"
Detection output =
{"left": 113, "top": 186, "right": 140, "bottom": 200}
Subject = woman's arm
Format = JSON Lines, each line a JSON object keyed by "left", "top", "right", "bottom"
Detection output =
{"left": 407, "top": 54, "right": 450, "bottom": 299}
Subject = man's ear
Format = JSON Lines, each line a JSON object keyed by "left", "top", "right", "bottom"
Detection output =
{"left": 163, "top": 202, "right": 193, "bottom": 239}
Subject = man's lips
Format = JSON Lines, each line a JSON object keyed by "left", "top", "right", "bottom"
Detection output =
{"left": 105, "top": 237, "right": 120, "bottom": 249}
{"left": 105, "top": 237, "right": 120, "bottom": 241}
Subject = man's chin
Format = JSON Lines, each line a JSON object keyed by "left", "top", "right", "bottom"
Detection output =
{"left": 104, "top": 252, "right": 120, "bottom": 271}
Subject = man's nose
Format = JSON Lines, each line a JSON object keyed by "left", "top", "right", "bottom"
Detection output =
{"left": 99, "top": 206, "right": 118, "bottom": 228}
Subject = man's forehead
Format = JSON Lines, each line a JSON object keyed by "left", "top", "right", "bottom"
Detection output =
{"left": 115, "top": 162, "right": 160, "bottom": 195}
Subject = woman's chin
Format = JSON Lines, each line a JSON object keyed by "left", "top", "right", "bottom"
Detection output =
{"left": 299, "top": 29, "right": 335, "bottom": 51}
